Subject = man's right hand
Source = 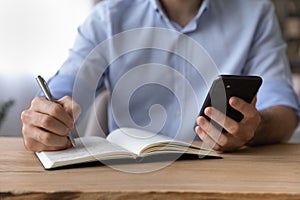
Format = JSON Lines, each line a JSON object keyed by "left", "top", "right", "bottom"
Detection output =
{"left": 21, "top": 96, "right": 81, "bottom": 152}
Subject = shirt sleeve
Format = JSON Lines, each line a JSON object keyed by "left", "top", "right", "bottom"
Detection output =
{"left": 47, "top": 4, "right": 109, "bottom": 116}
{"left": 243, "top": 0, "right": 300, "bottom": 117}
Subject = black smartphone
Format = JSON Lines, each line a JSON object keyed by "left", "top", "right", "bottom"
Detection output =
{"left": 195, "top": 75, "right": 263, "bottom": 132}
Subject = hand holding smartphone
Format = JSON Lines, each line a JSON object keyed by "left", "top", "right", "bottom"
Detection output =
{"left": 195, "top": 75, "right": 263, "bottom": 132}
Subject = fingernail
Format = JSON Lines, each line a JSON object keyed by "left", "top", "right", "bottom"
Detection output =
{"left": 230, "top": 97, "right": 239, "bottom": 106}
{"left": 204, "top": 107, "right": 211, "bottom": 116}
{"left": 69, "top": 122, "right": 74, "bottom": 129}
{"left": 196, "top": 117, "right": 201, "bottom": 125}
{"left": 66, "top": 139, "right": 72, "bottom": 148}
{"left": 200, "top": 117, "right": 206, "bottom": 126}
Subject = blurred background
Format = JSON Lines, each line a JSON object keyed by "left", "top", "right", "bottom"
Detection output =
{"left": 0, "top": 0, "right": 93, "bottom": 136}
{"left": 273, "top": 0, "right": 300, "bottom": 142}
{"left": 0, "top": 0, "right": 299, "bottom": 142}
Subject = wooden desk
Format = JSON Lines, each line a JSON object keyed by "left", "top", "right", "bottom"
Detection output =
{"left": 1, "top": 137, "right": 300, "bottom": 200}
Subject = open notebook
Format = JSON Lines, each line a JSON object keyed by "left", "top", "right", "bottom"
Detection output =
{"left": 36, "top": 128, "right": 220, "bottom": 169}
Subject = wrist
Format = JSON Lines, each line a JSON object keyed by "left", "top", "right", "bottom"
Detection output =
{"left": 246, "top": 111, "right": 264, "bottom": 146}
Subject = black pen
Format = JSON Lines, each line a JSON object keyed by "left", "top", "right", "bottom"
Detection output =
{"left": 35, "top": 75, "right": 76, "bottom": 147}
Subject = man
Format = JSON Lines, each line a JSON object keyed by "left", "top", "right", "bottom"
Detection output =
{"left": 21, "top": 0, "right": 299, "bottom": 152}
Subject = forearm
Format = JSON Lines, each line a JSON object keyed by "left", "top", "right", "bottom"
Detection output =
{"left": 248, "top": 106, "right": 298, "bottom": 146}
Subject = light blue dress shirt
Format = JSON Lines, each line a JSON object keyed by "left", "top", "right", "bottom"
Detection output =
{"left": 47, "top": 0, "right": 300, "bottom": 140}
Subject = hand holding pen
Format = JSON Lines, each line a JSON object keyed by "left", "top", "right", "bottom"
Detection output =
{"left": 35, "top": 75, "right": 77, "bottom": 147}
{"left": 20, "top": 76, "right": 81, "bottom": 152}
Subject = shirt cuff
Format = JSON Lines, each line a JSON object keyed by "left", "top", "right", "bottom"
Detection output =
{"left": 257, "top": 79, "right": 300, "bottom": 118}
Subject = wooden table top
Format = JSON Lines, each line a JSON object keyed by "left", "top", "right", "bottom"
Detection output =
{"left": 1, "top": 137, "right": 300, "bottom": 200}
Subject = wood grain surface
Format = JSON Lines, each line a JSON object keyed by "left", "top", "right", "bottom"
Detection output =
{"left": 1, "top": 137, "right": 300, "bottom": 200}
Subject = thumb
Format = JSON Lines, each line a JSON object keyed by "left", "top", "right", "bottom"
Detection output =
{"left": 251, "top": 95, "right": 257, "bottom": 106}
{"left": 58, "top": 96, "right": 81, "bottom": 121}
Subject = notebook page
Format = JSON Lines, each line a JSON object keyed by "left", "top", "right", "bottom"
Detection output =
{"left": 107, "top": 128, "right": 192, "bottom": 155}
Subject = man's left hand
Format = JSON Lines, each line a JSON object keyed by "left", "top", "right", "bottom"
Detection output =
{"left": 195, "top": 96, "right": 261, "bottom": 152}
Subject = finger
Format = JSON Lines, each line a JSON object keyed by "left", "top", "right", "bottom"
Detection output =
{"left": 58, "top": 96, "right": 81, "bottom": 121}
{"left": 195, "top": 126, "right": 222, "bottom": 151}
{"left": 23, "top": 124, "right": 71, "bottom": 147}
{"left": 229, "top": 97, "right": 257, "bottom": 120}
{"left": 23, "top": 136, "right": 71, "bottom": 152}
{"left": 31, "top": 97, "right": 74, "bottom": 129}
{"left": 203, "top": 107, "right": 239, "bottom": 135}
{"left": 22, "top": 109, "right": 70, "bottom": 136}
{"left": 196, "top": 116, "right": 229, "bottom": 147}
{"left": 251, "top": 96, "right": 257, "bottom": 105}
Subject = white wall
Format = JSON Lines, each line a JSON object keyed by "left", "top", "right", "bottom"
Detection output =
{"left": 0, "top": 0, "right": 93, "bottom": 136}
